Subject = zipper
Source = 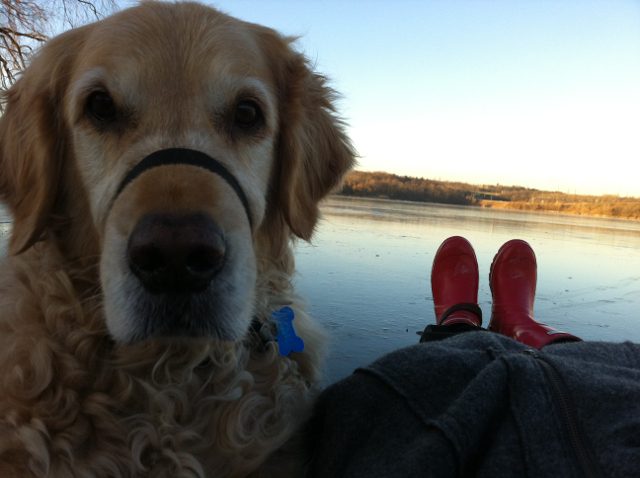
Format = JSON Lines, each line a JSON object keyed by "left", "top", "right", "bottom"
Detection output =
{"left": 523, "top": 349, "right": 604, "bottom": 478}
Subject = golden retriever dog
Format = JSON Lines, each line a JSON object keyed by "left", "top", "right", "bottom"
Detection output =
{"left": 0, "top": 2, "right": 354, "bottom": 476}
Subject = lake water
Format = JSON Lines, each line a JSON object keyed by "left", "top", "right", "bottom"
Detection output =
{"left": 294, "top": 196, "right": 640, "bottom": 382}
{"left": 2, "top": 198, "right": 639, "bottom": 383}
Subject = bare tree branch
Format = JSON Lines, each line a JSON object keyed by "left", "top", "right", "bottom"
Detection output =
{"left": 0, "top": 0, "right": 115, "bottom": 100}
{"left": 0, "top": 27, "right": 47, "bottom": 41}
{"left": 75, "top": 0, "right": 99, "bottom": 19}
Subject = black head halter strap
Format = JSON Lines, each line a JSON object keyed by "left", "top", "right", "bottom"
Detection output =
{"left": 113, "top": 148, "right": 253, "bottom": 229}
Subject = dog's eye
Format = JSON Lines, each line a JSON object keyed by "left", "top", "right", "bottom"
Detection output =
{"left": 233, "top": 100, "right": 263, "bottom": 130}
{"left": 86, "top": 91, "right": 117, "bottom": 123}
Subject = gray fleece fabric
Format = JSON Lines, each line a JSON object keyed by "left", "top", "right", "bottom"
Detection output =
{"left": 305, "top": 332, "right": 640, "bottom": 477}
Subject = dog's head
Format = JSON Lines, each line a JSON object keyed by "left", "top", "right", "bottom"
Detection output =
{"left": 0, "top": 2, "right": 354, "bottom": 343}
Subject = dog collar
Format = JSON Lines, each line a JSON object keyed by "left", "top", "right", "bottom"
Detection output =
{"left": 113, "top": 148, "right": 253, "bottom": 229}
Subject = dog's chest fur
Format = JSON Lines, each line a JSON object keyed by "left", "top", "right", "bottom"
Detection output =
{"left": 0, "top": 244, "right": 313, "bottom": 477}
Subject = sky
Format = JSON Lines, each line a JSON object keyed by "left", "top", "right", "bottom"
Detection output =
{"left": 123, "top": 1, "right": 640, "bottom": 196}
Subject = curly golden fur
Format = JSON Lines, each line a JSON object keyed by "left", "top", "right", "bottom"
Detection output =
{"left": 0, "top": 2, "right": 354, "bottom": 476}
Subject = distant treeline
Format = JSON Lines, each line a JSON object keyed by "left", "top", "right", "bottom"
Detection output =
{"left": 338, "top": 171, "right": 640, "bottom": 220}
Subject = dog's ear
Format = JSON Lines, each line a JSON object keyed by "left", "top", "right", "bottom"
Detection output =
{"left": 263, "top": 32, "right": 356, "bottom": 241}
{"left": 0, "top": 29, "right": 82, "bottom": 254}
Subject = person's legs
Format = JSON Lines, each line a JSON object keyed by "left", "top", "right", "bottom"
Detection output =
{"left": 488, "top": 239, "right": 580, "bottom": 348}
{"left": 420, "top": 236, "right": 483, "bottom": 343}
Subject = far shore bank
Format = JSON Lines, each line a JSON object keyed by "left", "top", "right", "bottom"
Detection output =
{"left": 338, "top": 171, "right": 640, "bottom": 221}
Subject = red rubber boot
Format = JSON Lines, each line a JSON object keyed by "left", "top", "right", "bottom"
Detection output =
{"left": 431, "top": 236, "right": 482, "bottom": 327}
{"left": 489, "top": 239, "right": 580, "bottom": 348}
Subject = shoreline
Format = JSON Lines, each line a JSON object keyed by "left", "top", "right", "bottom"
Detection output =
{"left": 334, "top": 193, "right": 640, "bottom": 223}
{"left": 338, "top": 171, "right": 640, "bottom": 222}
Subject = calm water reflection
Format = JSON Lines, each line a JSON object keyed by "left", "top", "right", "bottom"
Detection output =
{"left": 1, "top": 200, "right": 639, "bottom": 383}
{"left": 295, "top": 196, "right": 640, "bottom": 382}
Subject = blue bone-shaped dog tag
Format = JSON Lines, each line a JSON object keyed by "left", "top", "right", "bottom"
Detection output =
{"left": 271, "top": 306, "right": 304, "bottom": 356}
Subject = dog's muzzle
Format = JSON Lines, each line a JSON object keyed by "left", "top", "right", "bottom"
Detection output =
{"left": 113, "top": 148, "right": 253, "bottom": 229}
{"left": 113, "top": 148, "right": 253, "bottom": 295}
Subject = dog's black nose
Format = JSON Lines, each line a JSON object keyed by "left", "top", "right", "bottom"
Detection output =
{"left": 127, "top": 213, "right": 226, "bottom": 294}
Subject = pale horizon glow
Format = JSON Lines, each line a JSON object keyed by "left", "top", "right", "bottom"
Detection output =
{"left": 129, "top": 1, "right": 640, "bottom": 196}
